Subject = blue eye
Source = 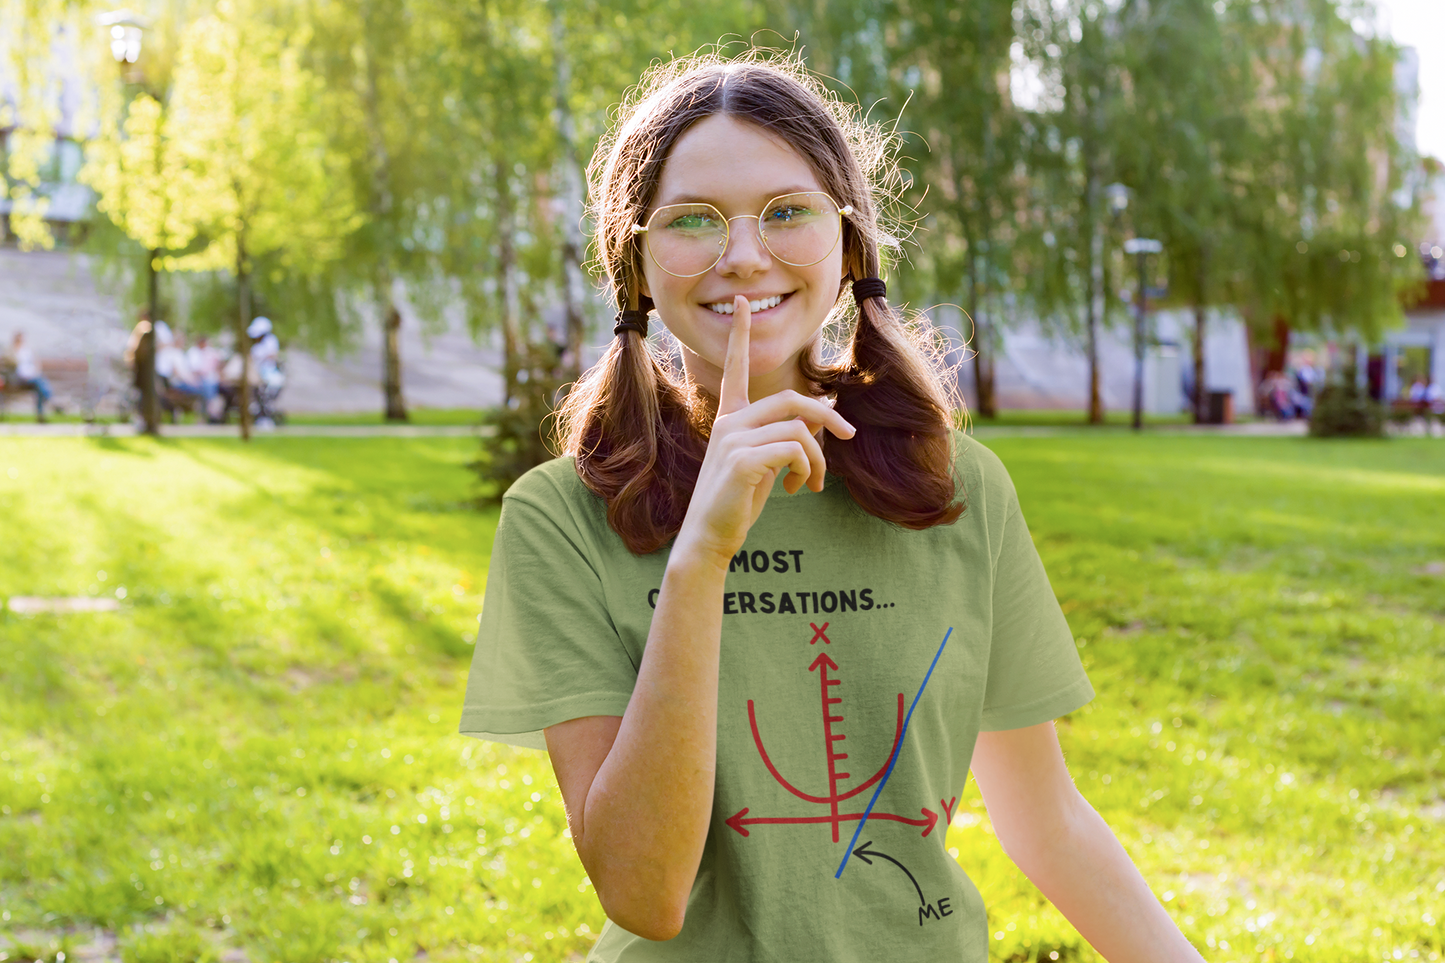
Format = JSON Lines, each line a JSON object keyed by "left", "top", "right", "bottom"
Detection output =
{"left": 765, "top": 205, "right": 819, "bottom": 225}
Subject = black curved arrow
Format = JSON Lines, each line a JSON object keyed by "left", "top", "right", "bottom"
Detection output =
{"left": 851, "top": 840, "right": 925, "bottom": 906}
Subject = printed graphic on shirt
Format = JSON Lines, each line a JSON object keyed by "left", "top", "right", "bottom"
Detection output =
{"left": 720, "top": 617, "right": 960, "bottom": 926}
{"left": 643, "top": 547, "right": 902, "bottom": 614}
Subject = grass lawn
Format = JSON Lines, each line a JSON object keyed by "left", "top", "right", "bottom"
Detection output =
{"left": 0, "top": 434, "right": 1442, "bottom": 962}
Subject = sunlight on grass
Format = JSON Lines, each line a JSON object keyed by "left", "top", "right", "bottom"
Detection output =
{"left": 0, "top": 438, "right": 596, "bottom": 962}
{"left": 1, "top": 435, "right": 1442, "bottom": 962}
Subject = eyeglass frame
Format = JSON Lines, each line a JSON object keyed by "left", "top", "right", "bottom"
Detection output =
{"left": 631, "top": 191, "right": 856, "bottom": 279}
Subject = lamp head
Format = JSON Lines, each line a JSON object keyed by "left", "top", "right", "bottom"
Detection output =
{"left": 97, "top": 10, "right": 145, "bottom": 64}
{"left": 1105, "top": 182, "right": 1130, "bottom": 217}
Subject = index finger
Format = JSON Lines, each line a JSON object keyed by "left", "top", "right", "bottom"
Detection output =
{"left": 718, "top": 294, "right": 751, "bottom": 414}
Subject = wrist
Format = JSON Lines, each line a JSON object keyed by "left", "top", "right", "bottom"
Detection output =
{"left": 666, "top": 528, "right": 737, "bottom": 580}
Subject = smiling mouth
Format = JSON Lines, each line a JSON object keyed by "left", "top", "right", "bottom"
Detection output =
{"left": 705, "top": 293, "right": 791, "bottom": 315}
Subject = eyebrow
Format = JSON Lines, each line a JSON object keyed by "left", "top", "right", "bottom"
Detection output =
{"left": 652, "top": 186, "right": 822, "bottom": 209}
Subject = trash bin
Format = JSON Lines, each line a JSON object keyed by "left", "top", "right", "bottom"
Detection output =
{"left": 1206, "top": 390, "right": 1233, "bottom": 425}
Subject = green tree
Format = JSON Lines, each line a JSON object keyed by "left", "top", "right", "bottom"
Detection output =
{"left": 1084, "top": 0, "right": 1253, "bottom": 424}
{"left": 1228, "top": 0, "right": 1421, "bottom": 381}
{"left": 81, "top": 92, "right": 201, "bottom": 432}
{"left": 1, "top": 0, "right": 72, "bottom": 250}
{"left": 296, "top": 0, "right": 471, "bottom": 422}
{"left": 1012, "top": 0, "right": 1132, "bottom": 424}
{"left": 777, "top": 0, "right": 1026, "bottom": 418}
{"left": 162, "top": 2, "right": 361, "bottom": 439}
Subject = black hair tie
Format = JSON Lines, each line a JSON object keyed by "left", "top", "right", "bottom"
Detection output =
{"left": 852, "top": 277, "right": 887, "bottom": 305}
{"left": 613, "top": 310, "right": 649, "bottom": 338}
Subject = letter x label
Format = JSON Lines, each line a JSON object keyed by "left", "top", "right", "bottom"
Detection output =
{"left": 809, "top": 622, "right": 831, "bottom": 645}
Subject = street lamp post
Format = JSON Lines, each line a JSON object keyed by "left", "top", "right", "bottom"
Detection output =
{"left": 1124, "top": 236, "right": 1163, "bottom": 431}
{"left": 97, "top": 10, "right": 159, "bottom": 435}
{"left": 1097, "top": 184, "right": 1130, "bottom": 425}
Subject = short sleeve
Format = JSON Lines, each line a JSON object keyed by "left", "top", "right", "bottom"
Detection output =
{"left": 978, "top": 496, "right": 1093, "bottom": 732}
{"left": 458, "top": 478, "right": 638, "bottom": 750}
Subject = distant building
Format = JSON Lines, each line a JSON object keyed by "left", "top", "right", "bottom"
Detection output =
{"left": 0, "top": 24, "right": 97, "bottom": 246}
{"left": 1381, "top": 263, "right": 1445, "bottom": 403}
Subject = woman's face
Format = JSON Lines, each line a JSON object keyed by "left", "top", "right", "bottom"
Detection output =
{"left": 639, "top": 114, "right": 846, "bottom": 401}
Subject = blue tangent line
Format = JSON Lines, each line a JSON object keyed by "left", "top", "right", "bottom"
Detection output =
{"left": 835, "top": 626, "right": 952, "bottom": 879}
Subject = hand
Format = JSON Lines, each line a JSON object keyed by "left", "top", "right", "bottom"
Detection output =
{"left": 676, "top": 296, "right": 856, "bottom": 568}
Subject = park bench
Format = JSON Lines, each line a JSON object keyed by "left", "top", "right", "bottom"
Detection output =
{"left": 0, "top": 357, "right": 89, "bottom": 421}
{"left": 158, "top": 375, "right": 205, "bottom": 422}
{"left": 1387, "top": 397, "right": 1445, "bottom": 432}
{"left": 105, "top": 355, "right": 210, "bottom": 424}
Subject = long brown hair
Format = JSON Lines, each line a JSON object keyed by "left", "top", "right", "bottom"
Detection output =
{"left": 555, "top": 52, "right": 963, "bottom": 555}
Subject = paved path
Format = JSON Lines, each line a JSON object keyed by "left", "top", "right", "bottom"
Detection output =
{"left": 970, "top": 421, "right": 1310, "bottom": 438}
{"left": 0, "top": 248, "right": 509, "bottom": 417}
{"left": 0, "top": 422, "right": 488, "bottom": 437}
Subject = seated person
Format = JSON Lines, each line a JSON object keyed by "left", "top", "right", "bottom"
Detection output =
{"left": 248, "top": 316, "right": 282, "bottom": 380}
{"left": 1408, "top": 378, "right": 1429, "bottom": 412}
{"left": 186, "top": 334, "right": 224, "bottom": 422}
{"left": 154, "top": 323, "right": 215, "bottom": 416}
{"left": 246, "top": 316, "right": 285, "bottom": 426}
{"left": 9, "top": 332, "right": 52, "bottom": 422}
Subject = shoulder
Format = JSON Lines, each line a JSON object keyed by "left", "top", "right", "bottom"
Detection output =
{"left": 949, "top": 430, "right": 1021, "bottom": 520}
{"left": 503, "top": 456, "right": 602, "bottom": 520}
{"left": 500, "top": 456, "right": 614, "bottom": 549}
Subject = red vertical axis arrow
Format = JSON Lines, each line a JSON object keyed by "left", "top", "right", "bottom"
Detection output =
{"left": 811, "top": 650, "right": 849, "bottom": 842}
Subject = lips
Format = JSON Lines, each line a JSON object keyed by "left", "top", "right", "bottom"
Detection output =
{"left": 705, "top": 293, "right": 790, "bottom": 315}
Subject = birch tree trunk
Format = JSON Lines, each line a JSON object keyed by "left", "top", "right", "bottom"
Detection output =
{"left": 139, "top": 249, "right": 160, "bottom": 435}
{"left": 969, "top": 254, "right": 997, "bottom": 418}
{"left": 362, "top": 30, "right": 407, "bottom": 421}
{"left": 1086, "top": 177, "right": 1106, "bottom": 425}
{"left": 551, "top": 9, "right": 588, "bottom": 384}
{"left": 1193, "top": 253, "right": 1209, "bottom": 424}
{"left": 495, "top": 160, "right": 522, "bottom": 405}
{"left": 236, "top": 236, "right": 253, "bottom": 442}
{"left": 381, "top": 278, "right": 406, "bottom": 421}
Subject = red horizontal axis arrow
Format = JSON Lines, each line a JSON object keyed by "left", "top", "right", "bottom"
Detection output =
{"left": 725, "top": 806, "right": 938, "bottom": 838}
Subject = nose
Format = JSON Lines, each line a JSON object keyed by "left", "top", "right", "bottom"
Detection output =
{"left": 715, "top": 214, "right": 772, "bottom": 277}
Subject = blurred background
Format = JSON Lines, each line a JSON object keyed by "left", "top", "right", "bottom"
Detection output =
{"left": 2, "top": 1, "right": 1444, "bottom": 962}
{"left": 1, "top": 0, "right": 1441, "bottom": 440}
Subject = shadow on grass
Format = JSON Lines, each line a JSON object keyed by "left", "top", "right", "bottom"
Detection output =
{"left": 85, "top": 435, "right": 158, "bottom": 457}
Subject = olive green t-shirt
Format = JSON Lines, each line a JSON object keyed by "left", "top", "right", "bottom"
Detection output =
{"left": 459, "top": 434, "right": 1092, "bottom": 961}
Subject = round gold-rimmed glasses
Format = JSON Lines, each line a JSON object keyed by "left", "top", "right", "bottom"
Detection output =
{"left": 633, "top": 191, "right": 854, "bottom": 278}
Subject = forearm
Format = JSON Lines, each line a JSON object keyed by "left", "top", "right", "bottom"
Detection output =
{"left": 1003, "top": 793, "right": 1205, "bottom": 963}
{"left": 578, "top": 541, "right": 727, "bottom": 938}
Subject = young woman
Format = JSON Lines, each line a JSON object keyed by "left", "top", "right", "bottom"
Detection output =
{"left": 461, "top": 54, "right": 1205, "bottom": 962}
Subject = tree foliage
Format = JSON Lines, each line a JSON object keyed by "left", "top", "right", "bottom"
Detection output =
{"left": 156, "top": 0, "right": 360, "bottom": 437}
{"left": 9, "top": 0, "right": 1427, "bottom": 440}
{"left": 82, "top": 92, "right": 196, "bottom": 256}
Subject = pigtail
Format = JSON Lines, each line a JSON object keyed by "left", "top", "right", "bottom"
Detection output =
{"left": 813, "top": 292, "right": 963, "bottom": 528}
{"left": 555, "top": 292, "right": 710, "bottom": 555}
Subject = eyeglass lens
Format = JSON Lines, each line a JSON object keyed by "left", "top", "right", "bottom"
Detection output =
{"left": 644, "top": 192, "right": 841, "bottom": 277}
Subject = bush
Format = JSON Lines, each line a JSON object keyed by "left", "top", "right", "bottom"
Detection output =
{"left": 471, "top": 342, "right": 568, "bottom": 500}
{"left": 1308, "top": 361, "right": 1384, "bottom": 437}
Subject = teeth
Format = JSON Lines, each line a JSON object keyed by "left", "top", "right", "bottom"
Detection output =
{"left": 707, "top": 294, "right": 785, "bottom": 315}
